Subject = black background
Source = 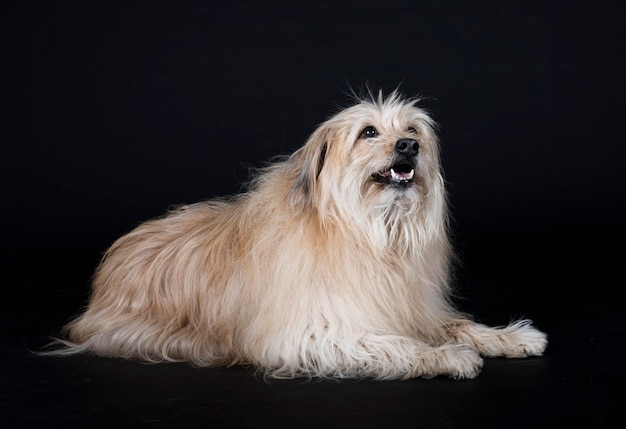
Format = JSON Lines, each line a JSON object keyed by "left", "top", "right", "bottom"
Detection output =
{"left": 1, "top": 1, "right": 625, "bottom": 427}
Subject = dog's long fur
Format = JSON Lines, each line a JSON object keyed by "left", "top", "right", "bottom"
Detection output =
{"left": 49, "top": 91, "right": 547, "bottom": 379}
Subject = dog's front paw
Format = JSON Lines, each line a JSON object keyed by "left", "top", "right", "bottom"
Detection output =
{"left": 502, "top": 320, "right": 548, "bottom": 358}
{"left": 449, "top": 345, "right": 484, "bottom": 379}
{"left": 429, "top": 344, "right": 483, "bottom": 380}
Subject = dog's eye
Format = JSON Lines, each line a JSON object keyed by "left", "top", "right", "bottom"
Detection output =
{"left": 407, "top": 126, "right": 418, "bottom": 134}
{"left": 360, "top": 126, "right": 378, "bottom": 139}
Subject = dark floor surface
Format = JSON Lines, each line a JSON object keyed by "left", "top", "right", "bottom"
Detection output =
{"left": 2, "top": 237, "right": 624, "bottom": 428}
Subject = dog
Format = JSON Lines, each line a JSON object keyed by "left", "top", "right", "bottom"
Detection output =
{"left": 49, "top": 91, "right": 547, "bottom": 380}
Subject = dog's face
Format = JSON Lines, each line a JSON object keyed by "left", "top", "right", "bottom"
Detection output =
{"left": 290, "top": 93, "right": 443, "bottom": 216}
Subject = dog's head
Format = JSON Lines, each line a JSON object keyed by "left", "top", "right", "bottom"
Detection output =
{"left": 289, "top": 91, "right": 445, "bottom": 223}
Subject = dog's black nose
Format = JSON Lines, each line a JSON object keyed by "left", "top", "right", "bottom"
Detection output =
{"left": 395, "top": 138, "right": 419, "bottom": 157}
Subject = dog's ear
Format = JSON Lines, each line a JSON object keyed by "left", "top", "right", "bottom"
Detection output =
{"left": 289, "top": 124, "right": 329, "bottom": 209}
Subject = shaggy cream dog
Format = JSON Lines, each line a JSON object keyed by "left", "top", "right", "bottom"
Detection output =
{"left": 50, "top": 91, "right": 547, "bottom": 379}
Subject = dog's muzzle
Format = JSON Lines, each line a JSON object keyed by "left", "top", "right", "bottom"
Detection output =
{"left": 372, "top": 138, "right": 419, "bottom": 187}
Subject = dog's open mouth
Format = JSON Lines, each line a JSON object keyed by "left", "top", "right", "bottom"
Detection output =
{"left": 373, "top": 163, "right": 415, "bottom": 186}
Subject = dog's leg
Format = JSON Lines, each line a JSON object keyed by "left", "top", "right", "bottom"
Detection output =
{"left": 404, "top": 341, "right": 484, "bottom": 380}
{"left": 306, "top": 335, "right": 485, "bottom": 380}
{"left": 444, "top": 319, "right": 548, "bottom": 358}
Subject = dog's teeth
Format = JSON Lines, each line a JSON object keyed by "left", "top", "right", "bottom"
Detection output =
{"left": 390, "top": 168, "right": 415, "bottom": 181}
